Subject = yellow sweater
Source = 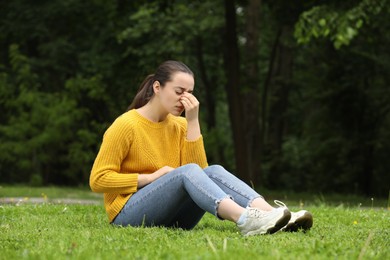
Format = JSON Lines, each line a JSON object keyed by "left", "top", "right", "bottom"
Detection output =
{"left": 90, "top": 109, "right": 208, "bottom": 222}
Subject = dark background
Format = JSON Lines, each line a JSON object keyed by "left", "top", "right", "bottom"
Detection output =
{"left": 0, "top": 0, "right": 389, "bottom": 197}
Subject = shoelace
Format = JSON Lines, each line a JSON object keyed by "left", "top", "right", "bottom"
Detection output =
{"left": 246, "top": 200, "right": 288, "bottom": 218}
{"left": 246, "top": 208, "right": 267, "bottom": 218}
{"left": 274, "top": 200, "right": 287, "bottom": 208}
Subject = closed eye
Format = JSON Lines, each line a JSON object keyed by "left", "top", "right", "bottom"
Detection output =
{"left": 175, "top": 87, "right": 193, "bottom": 95}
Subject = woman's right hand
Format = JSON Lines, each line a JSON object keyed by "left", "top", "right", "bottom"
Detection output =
{"left": 153, "top": 166, "right": 175, "bottom": 180}
{"left": 137, "top": 166, "right": 175, "bottom": 188}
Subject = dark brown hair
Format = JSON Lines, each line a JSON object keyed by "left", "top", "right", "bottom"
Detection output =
{"left": 127, "top": 60, "right": 194, "bottom": 110}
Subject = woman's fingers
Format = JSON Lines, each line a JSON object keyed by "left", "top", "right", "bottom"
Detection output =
{"left": 180, "top": 93, "right": 199, "bottom": 122}
{"left": 180, "top": 93, "right": 199, "bottom": 109}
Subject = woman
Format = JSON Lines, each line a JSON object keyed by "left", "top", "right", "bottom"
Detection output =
{"left": 90, "top": 60, "right": 313, "bottom": 236}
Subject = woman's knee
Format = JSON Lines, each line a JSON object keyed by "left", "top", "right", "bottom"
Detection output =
{"left": 180, "top": 163, "right": 204, "bottom": 173}
{"left": 165, "top": 164, "right": 204, "bottom": 183}
{"left": 203, "top": 165, "right": 226, "bottom": 175}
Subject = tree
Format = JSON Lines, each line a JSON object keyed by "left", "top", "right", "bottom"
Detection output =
{"left": 280, "top": 0, "right": 390, "bottom": 195}
{"left": 0, "top": 0, "right": 389, "bottom": 196}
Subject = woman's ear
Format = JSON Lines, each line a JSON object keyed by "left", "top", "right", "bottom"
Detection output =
{"left": 153, "top": 81, "right": 161, "bottom": 94}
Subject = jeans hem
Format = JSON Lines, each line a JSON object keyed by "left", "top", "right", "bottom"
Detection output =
{"left": 247, "top": 195, "right": 263, "bottom": 208}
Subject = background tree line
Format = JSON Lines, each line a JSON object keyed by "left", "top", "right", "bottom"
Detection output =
{"left": 0, "top": 0, "right": 389, "bottom": 197}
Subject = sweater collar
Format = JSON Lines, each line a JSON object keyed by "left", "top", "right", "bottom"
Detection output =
{"left": 131, "top": 109, "right": 172, "bottom": 128}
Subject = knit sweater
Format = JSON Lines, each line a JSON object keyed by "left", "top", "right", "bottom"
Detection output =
{"left": 90, "top": 109, "right": 208, "bottom": 222}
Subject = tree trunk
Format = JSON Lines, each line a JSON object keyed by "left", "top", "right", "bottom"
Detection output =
{"left": 195, "top": 36, "right": 216, "bottom": 129}
{"left": 223, "top": 0, "right": 262, "bottom": 186}
{"left": 223, "top": 0, "right": 249, "bottom": 183}
{"left": 242, "top": 0, "right": 262, "bottom": 186}
{"left": 195, "top": 36, "right": 227, "bottom": 166}
{"left": 268, "top": 25, "right": 294, "bottom": 152}
{"left": 259, "top": 28, "right": 282, "bottom": 185}
{"left": 263, "top": 25, "right": 294, "bottom": 188}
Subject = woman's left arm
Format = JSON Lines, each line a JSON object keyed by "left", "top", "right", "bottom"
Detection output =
{"left": 180, "top": 92, "right": 208, "bottom": 168}
{"left": 180, "top": 92, "right": 201, "bottom": 141}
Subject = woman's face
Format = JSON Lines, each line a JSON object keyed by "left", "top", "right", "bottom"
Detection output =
{"left": 154, "top": 72, "right": 194, "bottom": 116}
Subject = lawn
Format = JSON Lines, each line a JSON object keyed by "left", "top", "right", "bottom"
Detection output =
{"left": 0, "top": 187, "right": 389, "bottom": 259}
{"left": 0, "top": 185, "right": 102, "bottom": 201}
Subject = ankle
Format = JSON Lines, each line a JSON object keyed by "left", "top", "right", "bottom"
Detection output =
{"left": 250, "top": 198, "right": 274, "bottom": 211}
{"left": 217, "top": 198, "right": 245, "bottom": 222}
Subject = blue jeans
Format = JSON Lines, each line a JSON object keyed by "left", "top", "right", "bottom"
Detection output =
{"left": 112, "top": 164, "right": 262, "bottom": 229}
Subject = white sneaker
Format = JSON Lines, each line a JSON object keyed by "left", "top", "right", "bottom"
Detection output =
{"left": 237, "top": 205, "right": 291, "bottom": 236}
{"left": 281, "top": 210, "right": 313, "bottom": 232}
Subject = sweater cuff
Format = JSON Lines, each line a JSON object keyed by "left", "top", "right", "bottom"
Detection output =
{"left": 90, "top": 171, "right": 139, "bottom": 194}
{"left": 183, "top": 136, "right": 208, "bottom": 168}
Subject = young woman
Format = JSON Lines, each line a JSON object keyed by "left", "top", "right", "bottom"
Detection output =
{"left": 90, "top": 60, "right": 313, "bottom": 236}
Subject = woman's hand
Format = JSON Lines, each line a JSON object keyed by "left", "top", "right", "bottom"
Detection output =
{"left": 137, "top": 166, "right": 175, "bottom": 188}
{"left": 180, "top": 92, "right": 199, "bottom": 123}
{"left": 180, "top": 93, "right": 201, "bottom": 141}
{"left": 153, "top": 166, "right": 175, "bottom": 179}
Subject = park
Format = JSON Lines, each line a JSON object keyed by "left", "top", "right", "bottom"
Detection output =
{"left": 1, "top": 0, "right": 389, "bottom": 259}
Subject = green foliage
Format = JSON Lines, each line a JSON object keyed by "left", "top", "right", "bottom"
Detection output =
{"left": 0, "top": 45, "right": 93, "bottom": 185}
{"left": 0, "top": 204, "right": 389, "bottom": 259}
{"left": 0, "top": 0, "right": 389, "bottom": 197}
{"left": 202, "top": 100, "right": 235, "bottom": 170}
{"left": 273, "top": 24, "right": 390, "bottom": 194}
{"left": 294, "top": 0, "right": 388, "bottom": 49}
{"left": 0, "top": 1, "right": 131, "bottom": 186}
{"left": 260, "top": 0, "right": 390, "bottom": 196}
{"left": 117, "top": 1, "right": 225, "bottom": 74}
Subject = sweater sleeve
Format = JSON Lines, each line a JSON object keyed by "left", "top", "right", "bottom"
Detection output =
{"left": 89, "top": 117, "right": 139, "bottom": 194}
{"left": 175, "top": 116, "right": 208, "bottom": 168}
{"left": 181, "top": 135, "right": 208, "bottom": 168}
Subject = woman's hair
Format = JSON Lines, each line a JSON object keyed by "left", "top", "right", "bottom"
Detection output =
{"left": 127, "top": 60, "right": 194, "bottom": 110}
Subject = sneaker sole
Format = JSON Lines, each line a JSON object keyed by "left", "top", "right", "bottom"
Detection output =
{"left": 245, "top": 209, "right": 291, "bottom": 236}
{"left": 266, "top": 209, "right": 292, "bottom": 234}
{"left": 283, "top": 211, "right": 313, "bottom": 232}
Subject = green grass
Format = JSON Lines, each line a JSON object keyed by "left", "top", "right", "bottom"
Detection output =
{"left": 0, "top": 187, "right": 389, "bottom": 259}
{"left": 1, "top": 201, "right": 389, "bottom": 259}
{"left": 0, "top": 185, "right": 102, "bottom": 201}
{"left": 1, "top": 185, "right": 388, "bottom": 208}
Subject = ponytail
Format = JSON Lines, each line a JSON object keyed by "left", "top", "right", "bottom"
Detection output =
{"left": 127, "top": 74, "right": 155, "bottom": 110}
